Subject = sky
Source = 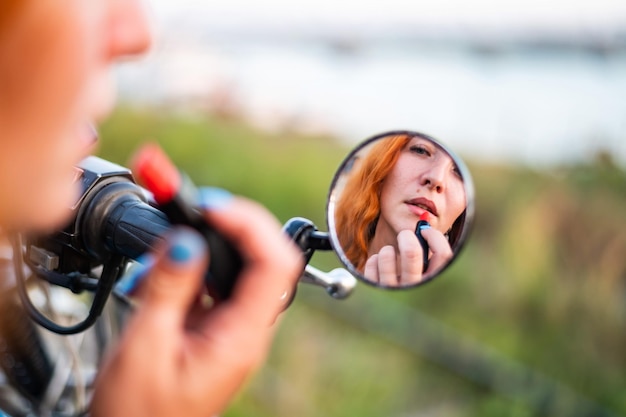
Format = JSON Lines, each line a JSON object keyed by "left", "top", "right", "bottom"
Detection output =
{"left": 118, "top": 0, "right": 626, "bottom": 166}
{"left": 148, "top": 0, "right": 626, "bottom": 34}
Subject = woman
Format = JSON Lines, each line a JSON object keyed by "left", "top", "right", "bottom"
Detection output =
{"left": 0, "top": 1, "right": 303, "bottom": 417}
{"left": 335, "top": 133, "right": 466, "bottom": 287}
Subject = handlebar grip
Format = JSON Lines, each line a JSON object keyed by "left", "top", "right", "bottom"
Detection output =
{"left": 81, "top": 180, "right": 170, "bottom": 262}
{"left": 102, "top": 198, "right": 170, "bottom": 259}
{"left": 82, "top": 179, "right": 243, "bottom": 300}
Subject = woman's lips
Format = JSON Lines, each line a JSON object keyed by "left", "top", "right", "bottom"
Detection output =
{"left": 79, "top": 123, "right": 98, "bottom": 146}
{"left": 405, "top": 197, "right": 438, "bottom": 217}
{"left": 75, "top": 122, "right": 99, "bottom": 161}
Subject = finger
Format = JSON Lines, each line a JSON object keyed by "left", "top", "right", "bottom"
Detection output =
{"left": 133, "top": 227, "right": 208, "bottom": 334}
{"left": 377, "top": 245, "right": 398, "bottom": 286}
{"left": 363, "top": 254, "right": 380, "bottom": 283}
{"left": 200, "top": 190, "right": 303, "bottom": 327}
{"left": 420, "top": 228, "right": 454, "bottom": 277}
{"left": 396, "top": 230, "right": 423, "bottom": 285}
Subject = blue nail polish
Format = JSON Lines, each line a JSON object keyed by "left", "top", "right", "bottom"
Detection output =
{"left": 135, "top": 253, "right": 155, "bottom": 266}
{"left": 167, "top": 229, "right": 206, "bottom": 263}
{"left": 198, "top": 187, "right": 233, "bottom": 210}
{"left": 115, "top": 256, "right": 155, "bottom": 296}
{"left": 168, "top": 242, "right": 194, "bottom": 262}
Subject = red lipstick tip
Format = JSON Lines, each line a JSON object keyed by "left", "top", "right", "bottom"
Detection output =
{"left": 420, "top": 212, "right": 430, "bottom": 222}
{"left": 132, "top": 143, "right": 181, "bottom": 204}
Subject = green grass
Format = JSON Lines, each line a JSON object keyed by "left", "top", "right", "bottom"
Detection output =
{"left": 98, "top": 106, "right": 626, "bottom": 417}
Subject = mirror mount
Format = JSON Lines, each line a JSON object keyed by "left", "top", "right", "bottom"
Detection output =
{"left": 301, "top": 265, "right": 356, "bottom": 299}
{"left": 308, "top": 231, "right": 332, "bottom": 251}
{"left": 283, "top": 217, "right": 332, "bottom": 264}
{"left": 284, "top": 217, "right": 355, "bottom": 299}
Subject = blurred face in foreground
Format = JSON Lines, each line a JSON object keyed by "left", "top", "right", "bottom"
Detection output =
{"left": 0, "top": 0, "right": 152, "bottom": 232}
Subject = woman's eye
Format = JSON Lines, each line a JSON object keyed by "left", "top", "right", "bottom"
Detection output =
{"left": 409, "top": 145, "right": 430, "bottom": 156}
{"left": 452, "top": 164, "right": 463, "bottom": 179}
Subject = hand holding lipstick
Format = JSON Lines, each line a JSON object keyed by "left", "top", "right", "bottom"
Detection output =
{"left": 362, "top": 215, "right": 453, "bottom": 287}
{"left": 132, "top": 143, "right": 244, "bottom": 301}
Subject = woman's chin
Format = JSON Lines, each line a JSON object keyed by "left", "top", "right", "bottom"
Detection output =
{"left": 18, "top": 186, "right": 78, "bottom": 234}
{"left": 16, "top": 206, "right": 73, "bottom": 235}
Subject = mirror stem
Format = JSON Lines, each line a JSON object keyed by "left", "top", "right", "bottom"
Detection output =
{"left": 308, "top": 231, "right": 332, "bottom": 251}
{"left": 301, "top": 265, "right": 356, "bottom": 299}
{"left": 283, "top": 218, "right": 333, "bottom": 266}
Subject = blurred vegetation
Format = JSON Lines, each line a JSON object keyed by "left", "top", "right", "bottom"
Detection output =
{"left": 99, "top": 106, "right": 626, "bottom": 417}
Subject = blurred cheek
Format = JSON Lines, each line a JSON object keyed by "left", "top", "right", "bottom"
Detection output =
{"left": 445, "top": 185, "right": 466, "bottom": 231}
{"left": 0, "top": 2, "right": 108, "bottom": 231}
{"left": 84, "top": 69, "right": 117, "bottom": 124}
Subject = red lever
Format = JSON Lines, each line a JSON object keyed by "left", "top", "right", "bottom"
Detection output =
{"left": 132, "top": 143, "right": 181, "bottom": 204}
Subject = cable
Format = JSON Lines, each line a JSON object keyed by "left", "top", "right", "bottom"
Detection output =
{"left": 11, "top": 234, "right": 125, "bottom": 335}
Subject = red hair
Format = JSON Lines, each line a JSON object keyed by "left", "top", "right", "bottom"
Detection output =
{"left": 334, "top": 135, "right": 409, "bottom": 270}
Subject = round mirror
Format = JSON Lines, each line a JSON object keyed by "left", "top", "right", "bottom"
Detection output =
{"left": 327, "top": 131, "right": 474, "bottom": 289}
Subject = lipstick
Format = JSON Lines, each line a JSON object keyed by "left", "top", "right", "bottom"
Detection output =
{"left": 132, "top": 143, "right": 243, "bottom": 301}
{"left": 415, "top": 212, "right": 430, "bottom": 273}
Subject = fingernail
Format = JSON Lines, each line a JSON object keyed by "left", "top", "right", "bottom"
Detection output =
{"left": 198, "top": 187, "right": 233, "bottom": 210}
{"left": 115, "top": 254, "right": 156, "bottom": 296}
{"left": 167, "top": 228, "right": 206, "bottom": 264}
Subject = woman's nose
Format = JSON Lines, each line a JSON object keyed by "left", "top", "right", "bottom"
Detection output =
{"left": 108, "top": 0, "right": 153, "bottom": 59}
{"left": 420, "top": 163, "right": 447, "bottom": 193}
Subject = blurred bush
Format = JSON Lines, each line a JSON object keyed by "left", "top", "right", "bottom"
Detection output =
{"left": 98, "top": 107, "right": 626, "bottom": 417}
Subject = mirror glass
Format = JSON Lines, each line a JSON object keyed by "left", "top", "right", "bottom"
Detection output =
{"left": 327, "top": 131, "right": 474, "bottom": 289}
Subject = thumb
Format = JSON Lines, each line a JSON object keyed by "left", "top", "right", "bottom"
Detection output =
{"left": 137, "top": 227, "right": 208, "bottom": 330}
{"left": 421, "top": 227, "right": 453, "bottom": 277}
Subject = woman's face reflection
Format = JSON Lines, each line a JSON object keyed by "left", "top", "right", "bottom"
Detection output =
{"left": 332, "top": 133, "right": 472, "bottom": 286}
{"left": 371, "top": 137, "right": 466, "bottom": 253}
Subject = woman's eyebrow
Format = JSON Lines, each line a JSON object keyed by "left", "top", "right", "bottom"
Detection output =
{"left": 409, "top": 135, "right": 427, "bottom": 144}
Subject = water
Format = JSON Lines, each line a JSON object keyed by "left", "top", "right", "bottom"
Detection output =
{"left": 115, "top": 35, "right": 626, "bottom": 167}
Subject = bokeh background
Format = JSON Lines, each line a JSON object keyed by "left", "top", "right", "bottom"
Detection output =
{"left": 99, "top": 1, "right": 626, "bottom": 415}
